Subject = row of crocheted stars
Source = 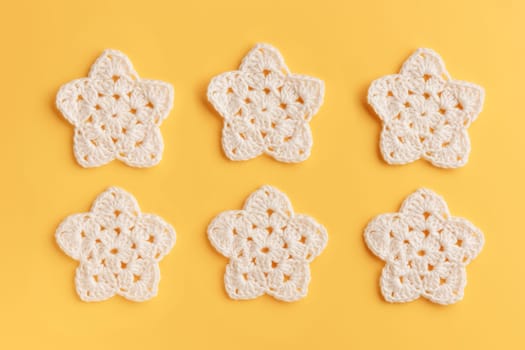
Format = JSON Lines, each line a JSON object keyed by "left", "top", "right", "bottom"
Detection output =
{"left": 56, "top": 186, "right": 484, "bottom": 305}
{"left": 56, "top": 44, "right": 484, "bottom": 169}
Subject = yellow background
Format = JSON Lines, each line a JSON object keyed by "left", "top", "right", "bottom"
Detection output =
{"left": 1, "top": 0, "right": 523, "bottom": 348}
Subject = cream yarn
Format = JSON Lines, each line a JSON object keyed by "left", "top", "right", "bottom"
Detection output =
{"left": 56, "top": 187, "right": 176, "bottom": 302}
{"left": 207, "top": 43, "right": 324, "bottom": 163}
{"left": 208, "top": 185, "right": 328, "bottom": 302}
{"left": 364, "top": 189, "right": 484, "bottom": 305}
{"left": 368, "top": 48, "right": 484, "bottom": 168}
{"left": 56, "top": 49, "right": 174, "bottom": 168}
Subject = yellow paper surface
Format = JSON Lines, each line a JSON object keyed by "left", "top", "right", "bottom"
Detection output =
{"left": 1, "top": 0, "right": 523, "bottom": 348}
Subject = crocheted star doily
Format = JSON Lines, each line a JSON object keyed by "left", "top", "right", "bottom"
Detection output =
{"left": 56, "top": 49, "right": 174, "bottom": 168}
{"left": 364, "top": 189, "right": 484, "bottom": 305}
{"left": 207, "top": 43, "right": 324, "bottom": 163}
{"left": 56, "top": 187, "right": 176, "bottom": 302}
{"left": 208, "top": 185, "right": 328, "bottom": 302}
{"left": 368, "top": 48, "right": 484, "bottom": 168}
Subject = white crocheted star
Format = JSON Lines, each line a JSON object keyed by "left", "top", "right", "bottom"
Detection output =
{"left": 364, "top": 189, "right": 484, "bottom": 305}
{"left": 208, "top": 185, "right": 328, "bottom": 302}
{"left": 56, "top": 49, "right": 174, "bottom": 168}
{"left": 368, "top": 48, "right": 484, "bottom": 168}
{"left": 56, "top": 187, "right": 176, "bottom": 302}
{"left": 207, "top": 44, "right": 324, "bottom": 163}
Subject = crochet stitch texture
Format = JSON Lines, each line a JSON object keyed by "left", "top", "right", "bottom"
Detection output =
{"left": 56, "top": 49, "right": 174, "bottom": 168}
{"left": 207, "top": 43, "right": 324, "bottom": 163}
{"left": 208, "top": 185, "right": 328, "bottom": 302}
{"left": 368, "top": 48, "right": 484, "bottom": 168}
{"left": 56, "top": 187, "right": 176, "bottom": 302}
{"left": 364, "top": 189, "right": 484, "bottom": 305}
